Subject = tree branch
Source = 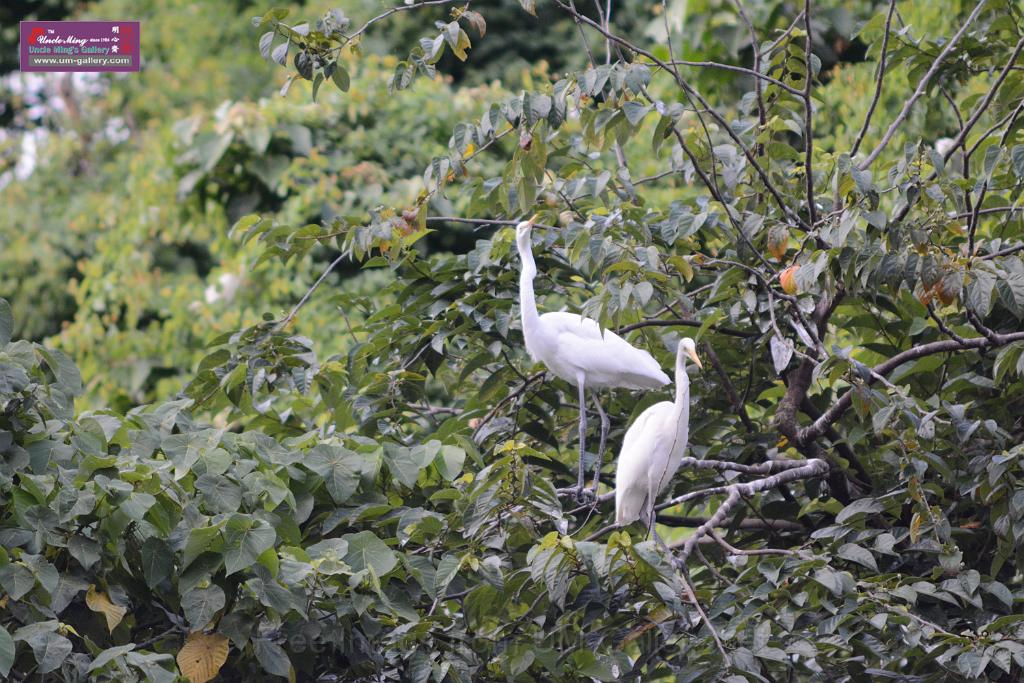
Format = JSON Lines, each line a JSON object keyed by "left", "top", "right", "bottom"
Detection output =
{"left": 802, "top": 0, "right": 817, "bottom": 226}
{"left": 615, "top": 317, "right": 760, "bottom": 339}
{"left": 858, "top": 0, "right": 987, "bottom": 169}
{"left": 675, "top": 459, "right": 829, "bottom": 562}
{"left": 850, "top": 0, "right": 897, "bottom": 157}
{"left": 552, "top": 0, "right": 811, "bottom": 232}
{"left": 800, "top": 330, "right": 1024, "bottom": 443}
{"left": 279, "top": 252, "right": 347, "bottom": 330}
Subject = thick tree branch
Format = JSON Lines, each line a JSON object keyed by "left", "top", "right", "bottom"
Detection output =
{"left": 656, "top": 514, "right": 803, "bottom": 531}
{"left": 675, "top": 459, "right": 829, "bottom": 562}
{"left": 801, "top": 330, "right": 1024, "bottom": 443}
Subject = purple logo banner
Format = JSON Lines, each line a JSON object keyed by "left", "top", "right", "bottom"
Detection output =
{"left": 20, "top": 21, "right": 140, "bottom": 72}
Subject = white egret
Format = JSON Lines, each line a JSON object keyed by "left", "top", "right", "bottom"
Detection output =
{"left": 615, "top": 337, "right": 701, "bottom": 537}
{"left": 515, "top": 216, "right": 670, "bottom": 501}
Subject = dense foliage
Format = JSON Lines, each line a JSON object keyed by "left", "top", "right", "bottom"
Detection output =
{"left": 3, "top": 0, "right": 1024, "bottom": 680}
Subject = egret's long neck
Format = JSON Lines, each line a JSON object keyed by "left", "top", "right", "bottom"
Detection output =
{"left": 672, "top": 350, "right": 691, "bottom": 425}
{"left": 518, "top": 239, "right": 541, "bottom": 335}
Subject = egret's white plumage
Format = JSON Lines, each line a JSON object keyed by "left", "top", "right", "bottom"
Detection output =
{"left": 615, "top": 337, "right": 701, "bottom": 529}
{"left": 515, "top": 217, "right": 669, "bottom": 499}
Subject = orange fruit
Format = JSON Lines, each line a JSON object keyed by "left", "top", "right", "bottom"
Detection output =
{"left": 780, "top": 265, "right": 799, "bottom": 295}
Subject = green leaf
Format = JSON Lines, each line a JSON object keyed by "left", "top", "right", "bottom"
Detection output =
{"left": 837, "top": 543, "right": 878, "bottom": 571}
{"left": 434, "top": 445, "right": 466, "bottom": 481}
{"left": 966, "top": 269, "right": 995, "bottom": 317}
{"left": 14, "top": 623, "right": 71, "bottom": 675}
{"left": 331, "top": 64, "right": 350, "bottom": 92}
{"left": 383, "top": 442, "right": 435, "bottom": 488}
{"left": 182, "top": 522, "right": 225, "bottom": 570}
{"left": 434, "top": 554, "right": 462, "bottom": 596}
{"left": 621, "top": 102, "right": 651, "bottom": 127}
{"left": 163, "top": 429, "right": 223, "bottom": 481}
{"left": 140, "top": 537, "right": 173, "bottom": 588}
{"left": 0, "top": 562, "right": 36, "bottom": 600}
{"left": 88, "top": 644, "right": 136, "bottom": 672}
{"left": 294, "top": 50, "right": 313, "bottom": 80}
{"left": 258, "top": 31, "right": 275, "bottom": 60}
{"left": 0, "top": 299, "right": 11, "bottom": 346}
{"left": 271, "top": 40, "right": 289, "bottom": 66}
{"left": 1011, "top": 145, "right": 1024, "bottom": 178}
{"left": 181, "top": 585, "right": 226, "bottom": 630}
{"left": 0, "top": 625, "right": 13, "bottom": 678}
{"left": 342, "top": 531, "right": 398, "bottom": 576}
{"left": 222, "top": 515, "right": 276, "bottom": 575}
{"left": 306, "top": 444, "right": 362, "bottom": 504}
{"left": 195, "top": 473, "right": 242, "bottom": 513}
{"left": 254, "top": 638, "right": 291, "bottom": 677}
{"left": 836, "top": 498, "right": 885, "bottom": 524}
{"left": 813, "top": 567, "right": 848, "bottom": 597}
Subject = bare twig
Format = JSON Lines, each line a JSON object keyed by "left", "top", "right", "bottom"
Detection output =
{"left": 472, "top": 371, "right": 545, "bottom": 441}
{"left": 279, "top": 253, "right": 347, "bottom": 330}
{"left": 551, "top": 0, "right": 810, "bottom": 231}
{"left": 706, "top": 529, "right": 802, "bottom": 557}
{"left": 680, "top": 569, "right": 731, "bottom": 664}
{"left": 859, "top": 0, "right": 987, "bottom": 169}
{"left": 943, "top": 35, "right": 1024, "bottom": 164}
{"left": 980, "top": 241, "right": 1024, "bottom": 260}
{"left": 802, "top": 0, "right": 817, "bottom": 226}
{"left": 729, "top": 0, "right": 766, "bottom": 160}
{"left": 850, "top": 0, "right": 897, "bottom": 157}
{"left": 615, "top": 317, "right": 760, "bottom": 339}
{"left": 666, "top": 60, "right": 804, "bottom": 96}
{"left": 426, "top": 216, "right": 560, "bottom": 231}
{"left": 331, "top": 0, "right": 458, "bottom": 50}
{"left": 703, "top": 342, "right": 756, "bottom": 432}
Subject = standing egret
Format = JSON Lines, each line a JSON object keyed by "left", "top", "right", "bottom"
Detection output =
{"left": 515, "top": 216, "right": 670, "bottom": 501}
{"left": 615, "top": 337, "right": 702, "bottom": 538}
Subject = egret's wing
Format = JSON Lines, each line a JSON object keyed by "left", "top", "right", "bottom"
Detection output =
{"left": 553, "top": 330, "right": 669, "bottom": 388}
{"left": 538, "top": 311, "right": 604, "bottom": 340}
{"left": 615, "top": 403, "right": 673, "bottom": 525}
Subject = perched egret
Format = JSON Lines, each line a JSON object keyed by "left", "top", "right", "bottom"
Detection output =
{"left": 615, "top": 337, "right": 702, "bottom": 536}
{"left": 515, "top": 216, "right": 670, "bottom": 501}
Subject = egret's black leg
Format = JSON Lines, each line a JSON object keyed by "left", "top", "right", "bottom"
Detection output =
{"left": 575, "top": 380, "right": 591, "bottom": 504}
{"left": 590, "top": 394, "right": 610, "bottom": 499}
{"left": 645, "top": 495, "right": 657, "bottom": 541}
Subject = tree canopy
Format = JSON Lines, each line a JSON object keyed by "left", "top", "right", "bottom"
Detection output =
{"left": 2, "top": 0, "right": 1024, "bottom": 681}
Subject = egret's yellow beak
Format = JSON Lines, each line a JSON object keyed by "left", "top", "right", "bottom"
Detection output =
{"left": 527, "top": 213, "right": 540, "bottom": 226}
{"left": 688, "top": 348, "right": 703, "bottom": 370}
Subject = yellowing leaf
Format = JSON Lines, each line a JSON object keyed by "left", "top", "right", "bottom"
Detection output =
{"left": 909, "top": 512, "right": 923, "bottom": 544}
{"left": 177, "top": 632, "right": 229, "bottom": 683}
{"left": 86, "top": 585, "right": 127, "bottom": 633}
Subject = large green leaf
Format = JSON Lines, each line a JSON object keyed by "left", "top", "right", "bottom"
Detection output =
{"left": 342, "top": 531, "right": 398, "bottom": 576}
{"left": 222, "top": 515, "right": 276, "bottom": 575}
{"left": 305, "top": 444, "right": 363, "bottom": 504}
